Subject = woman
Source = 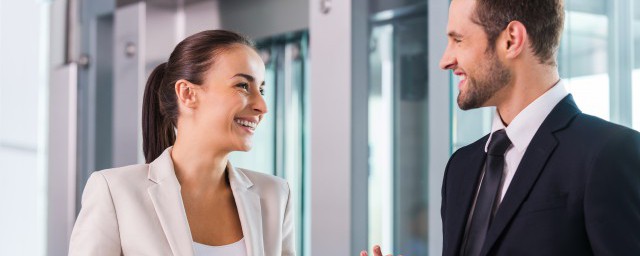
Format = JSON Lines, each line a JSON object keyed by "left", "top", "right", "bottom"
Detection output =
{"left": 69, "top": 30, "right": 295, "bottom": 256}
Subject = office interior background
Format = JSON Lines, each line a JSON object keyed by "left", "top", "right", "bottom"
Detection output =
{"left": 1, "top": 0, "right": 639, "bottom": 255}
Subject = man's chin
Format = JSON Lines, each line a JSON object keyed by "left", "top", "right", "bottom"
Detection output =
{"left": 457, "top": 95, "right": 481, "bottom": 110}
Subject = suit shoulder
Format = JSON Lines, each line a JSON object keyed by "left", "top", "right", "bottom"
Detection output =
{"left": 453, "top": 133, "right": 490, "bottom": 158}
{"left": 92, "top": 163, "right": 149, "bottom": 186}
{"left": 238, "top": 168, "right": 289, "bottom": 193}
{"left": 568, "top": 113, "right": 640, "bottom": 145}
{"left": 574, "top": 113, "right": 639, "bottom": 136}
{"left": 239, "top": 168, "right": 288, "bottom": 186}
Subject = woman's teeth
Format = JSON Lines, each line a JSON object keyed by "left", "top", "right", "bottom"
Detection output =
{"left": 235, "top": 119, "right": 257, "bottom": 129}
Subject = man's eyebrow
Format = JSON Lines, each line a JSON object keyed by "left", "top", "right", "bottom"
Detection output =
{"left": 448, "top": 31, "right": 463, "bottom": 38}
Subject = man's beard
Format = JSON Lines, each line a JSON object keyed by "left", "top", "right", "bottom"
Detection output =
{"left": 457, "top": 52, "right": 511, "bottom": 110}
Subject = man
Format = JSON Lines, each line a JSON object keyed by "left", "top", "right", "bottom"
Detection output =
{"left": 363, "top": 0, "right": 640, "bottom": 255}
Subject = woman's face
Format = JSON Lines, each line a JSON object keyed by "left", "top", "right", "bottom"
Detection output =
{"left": 191, "top": 44, "right": 267, "bottom": 152}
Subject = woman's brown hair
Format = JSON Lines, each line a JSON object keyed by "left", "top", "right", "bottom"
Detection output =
{"left": 142, "top": 30, "right": 253, "bottom": 163}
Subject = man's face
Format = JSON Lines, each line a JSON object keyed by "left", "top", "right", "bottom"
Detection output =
{"left": 439, "top": 0, "right": 511, "bottom": 110}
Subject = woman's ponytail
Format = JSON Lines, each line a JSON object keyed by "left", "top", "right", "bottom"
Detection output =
{"left": 142, "top": 62, "right": 176, "bottom": 163}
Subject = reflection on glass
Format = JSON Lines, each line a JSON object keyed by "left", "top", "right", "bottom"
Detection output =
{"left": 634, "top": 2, "right": 640, "bottom": 131}
{"left": 369, "top": 23, "right": 395, "bottom": 253}
{"left": 368, "top": 2, "right": 429, "bottom": 254}
{"left": 559, "top": 4, "right": 610, "bottom": 121}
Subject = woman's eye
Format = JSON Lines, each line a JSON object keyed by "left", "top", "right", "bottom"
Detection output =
{"left": 237, "top": 83, "right": 249, "bottom": 91}
{"left": 259, "top": 88, "right": 265, "bottom": 96}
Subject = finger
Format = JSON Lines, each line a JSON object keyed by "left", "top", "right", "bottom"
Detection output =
{"left": 360, "top": 250, "right": 368, "bottom": 256}
{"left": 374, "top": 245, "right": 383, "bottom": 256}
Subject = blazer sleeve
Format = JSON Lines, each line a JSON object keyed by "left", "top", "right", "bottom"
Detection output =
{"left": 584, "top": 130, "right": 640, "bottom": 255}
{"left": 281, "top": 181, "right": 296, "bottom": 256}
{"left": 69, "top": 172, "right": 122, "bottom": 256}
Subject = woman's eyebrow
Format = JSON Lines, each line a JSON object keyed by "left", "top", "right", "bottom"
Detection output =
{"left": 231, "top": 73, "right": 255, "bottom": 82}
{"left": 232, "top": 73, "right": 265, "bottom": 85}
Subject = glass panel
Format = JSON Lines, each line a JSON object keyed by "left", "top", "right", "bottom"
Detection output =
{"left": 634, "top": 1, "right": 640, "bottom": 131}
{"left": 393, "top": 14, "right": 429, "bottom": 256}
{"left": 368, "top": 23, "right": 395, "bottom": 252}
{"left": 559, "top": 0, "right": 610, "bottom": 121}
{"left": 0, "top": 0, "right": 50, "bottom": 255}
{"left": 368, "top": 2, "right": 429, "bottom": 255}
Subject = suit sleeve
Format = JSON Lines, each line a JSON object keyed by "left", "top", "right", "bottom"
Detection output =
{"left": 281, "top": 181, "right": 296, "bottom": 256}
{"left": 441, "top": 149, "right": 459, "bottom": 227}
{"left": 584, "top": 130, "right": 640, "bottom": 255}
{"left": 441, "top": 149, "right": 459, "bottom": 252}
{"left": 69, "top": 172, "right": 122, "bottom": 256}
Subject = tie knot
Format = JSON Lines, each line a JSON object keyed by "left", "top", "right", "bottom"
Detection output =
{"left": 488, "top": 129, "right": 511, "bottom": 156}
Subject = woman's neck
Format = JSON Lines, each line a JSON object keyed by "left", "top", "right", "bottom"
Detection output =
{"left": 171, "top": 137, "right": 230, "bottom": 193}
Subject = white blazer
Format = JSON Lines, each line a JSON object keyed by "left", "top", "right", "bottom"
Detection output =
{"left": 69, "top": 147, "right": 295, "bottom": 256}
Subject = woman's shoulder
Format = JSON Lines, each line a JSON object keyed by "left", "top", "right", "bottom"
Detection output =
{"left": 89, "top": 163, "right": 150, "bottom": 188}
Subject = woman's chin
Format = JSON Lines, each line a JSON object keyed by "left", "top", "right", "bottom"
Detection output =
{"left": 234, "top": 142, "right": 253, "bottom": 152}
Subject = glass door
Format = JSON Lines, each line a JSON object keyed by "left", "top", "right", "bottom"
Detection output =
{"left": 368, "top": 2, "right": 430, "bottom": 255}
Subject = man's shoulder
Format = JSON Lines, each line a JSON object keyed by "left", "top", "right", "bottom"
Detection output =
{"left": 564, "top": 113, "right": 640, "bottom": 142}
{"left": 453, "top": 133, "right": 491, "bottom": 158}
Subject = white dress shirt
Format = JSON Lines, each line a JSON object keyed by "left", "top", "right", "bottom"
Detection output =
{"left": 486, "top": 80, "right": 569, "bottom": 203}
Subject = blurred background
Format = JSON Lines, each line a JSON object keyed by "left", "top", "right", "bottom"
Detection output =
{"left": 0, "top": 0, "right": 639, "bottom": 255}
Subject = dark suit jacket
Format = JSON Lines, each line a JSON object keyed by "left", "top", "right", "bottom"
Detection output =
{"left": 441, "top": 95, "right": 640, "bottom": 256}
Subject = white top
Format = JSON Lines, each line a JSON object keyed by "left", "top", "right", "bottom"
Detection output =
{"left": 485, "top": 80, "right": 569, "bottom": 203}
{"left": 193, "top": 238, "right": 248, "bottom": 256}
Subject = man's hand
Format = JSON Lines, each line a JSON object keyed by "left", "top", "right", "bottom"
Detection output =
{"left": 360, "top": 245, "right": 402, "bottom": 256}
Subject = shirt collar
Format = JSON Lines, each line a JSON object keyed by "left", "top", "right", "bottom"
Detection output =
{"left": 484, "top": 79, "right": 569, "bottom": 153}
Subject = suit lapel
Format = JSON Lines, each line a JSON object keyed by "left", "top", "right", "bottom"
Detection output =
{"left": 228, "top": 163, "right": 265, "bottom": 256}
{"left": 147, "top": 147, "right": 194, "bottom": 256}
{"left": 448, "top": 144, "right": 487, "bottom": 256}
{"left": 480, "top": 95, "right": 580, "bottom": 255}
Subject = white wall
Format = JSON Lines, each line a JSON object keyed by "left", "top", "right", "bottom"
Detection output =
{"left": 0, "top": 0, "right": 50, "bottom": 255}
{"left": 309, "top": 0, "right": 353, "bottom": 254}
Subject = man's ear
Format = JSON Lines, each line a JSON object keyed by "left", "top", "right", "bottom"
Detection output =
{"left": 500, "top": 20, "right": 528, "bottom": 60}
{"left": 175, "top": 79, "right": 198, "bottom": 109}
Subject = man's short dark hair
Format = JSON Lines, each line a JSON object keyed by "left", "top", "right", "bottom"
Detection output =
{"left": 472, "top": 0, "right": 564, "bottom": 65}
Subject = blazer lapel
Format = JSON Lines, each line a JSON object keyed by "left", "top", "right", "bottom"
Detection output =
{"left": 480, "top": 95, "right": 581, "bottom": 255}
{"left": 448, "top": 144, "right": 487, "bottom": 256}
{"left": 147, "top": 147, "right": 194, "bottom": 256}
{"left": 228, "top": 162, "right": 265, "bottom": 256}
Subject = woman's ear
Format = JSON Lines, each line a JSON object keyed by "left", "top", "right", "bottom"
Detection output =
{"left": 175, "top": 79, "right": 198, "bottom": 109}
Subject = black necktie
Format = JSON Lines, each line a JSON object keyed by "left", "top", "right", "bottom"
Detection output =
{"left": 463, "top": 129, "right": 512, "bottom": 256}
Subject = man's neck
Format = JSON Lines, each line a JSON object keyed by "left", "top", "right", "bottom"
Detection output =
{"left": 495, "top": 67, "right": 560, "bottom": 126}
